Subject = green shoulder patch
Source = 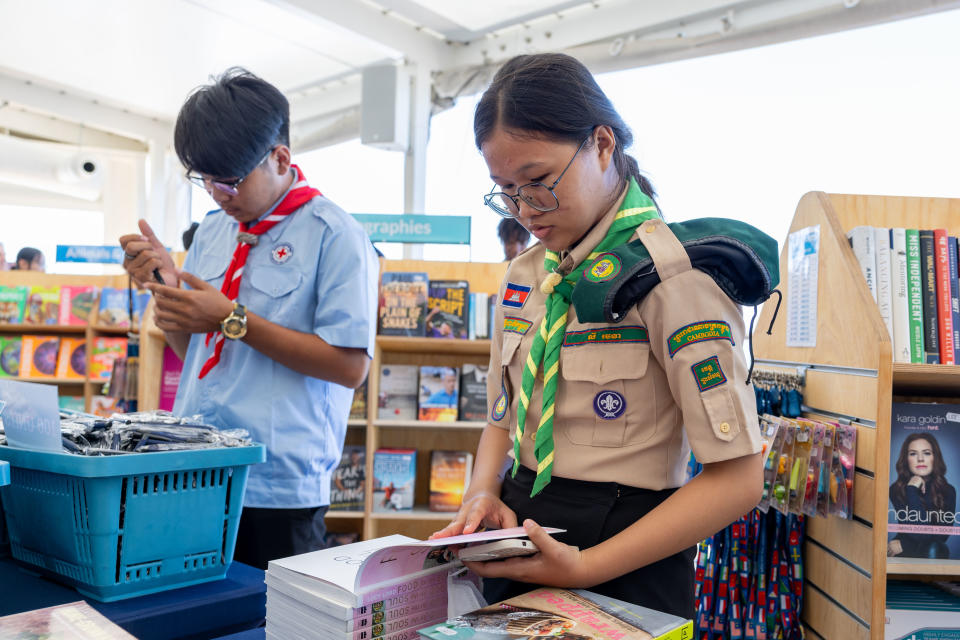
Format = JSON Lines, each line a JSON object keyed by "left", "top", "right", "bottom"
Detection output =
{"left": 692, "top": 356, "right": 726, "bottom": 392}
{"left": 667, "top": 320, "right": 734, "bottom": 358}
{"left": 562, "top": 325, "right": 649, "bottom": 347}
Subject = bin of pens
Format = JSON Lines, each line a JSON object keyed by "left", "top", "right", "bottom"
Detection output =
{"left": 0, "top": 443, "right": 264, "bottom": 602}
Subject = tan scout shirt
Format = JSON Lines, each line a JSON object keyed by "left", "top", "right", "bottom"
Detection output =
{"left": 487, "top": 202, "right": 761, "bottom": 490}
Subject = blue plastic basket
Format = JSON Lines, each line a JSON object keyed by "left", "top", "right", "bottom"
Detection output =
{"left": 0, "top": 445, "right": 264, "bottom": 602}
{"left": 0, "top": 461, "right": 8, "bottom": 558}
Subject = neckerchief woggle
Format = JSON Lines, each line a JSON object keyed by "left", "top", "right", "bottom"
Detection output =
{"left": 513, "top": 177, "right": 660, "bottom": 497}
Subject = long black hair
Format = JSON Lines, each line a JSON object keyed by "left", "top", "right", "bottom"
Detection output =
{"left": 474, "top": 53, "right": 656, "bottom": 202}
{"left": 891, "top": 432, "right": 951, "bottom": 511}
{"left": 174, "top": 67, "right": 289, "bottom": 179}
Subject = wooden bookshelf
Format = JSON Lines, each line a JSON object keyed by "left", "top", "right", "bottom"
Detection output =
{"left": 752, "top": 191, "right": 960, "bottom": 640}
{"left": 376, "top": 336, "right": 492, "bottom": 355}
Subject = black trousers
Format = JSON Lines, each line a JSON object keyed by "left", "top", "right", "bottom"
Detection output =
{"left": 233, "top": 505, "right": 328, "bottom": 570}
{"left": 484, "top": 465, "right": 696, "bottom": 620}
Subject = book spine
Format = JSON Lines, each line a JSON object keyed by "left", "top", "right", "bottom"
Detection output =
{"left": 355, "top": 581, "right": 449, "bottom": 621}
{"left": 357, "top": 619, "right": 447, "bottom": 640}
{"left": 355, "top": 567, "right": 448, "bottom": 606}
{"left": 891, "top": 228, "right": 911, "bottom": 363}
{"left": 918, "top": 229, "right": 940, "bottom": 364}
{"left": 350, "top": 606, "right": 447, "bottom": 638}
{"left": 874, "top": 227, "right": 893, "bottom": 342}
{"left": 934, "top": 229, "right": 955, "bottom": 364}
{"left": 847, "top": 226, "right": 877, "bottom": 302}
{"left": 905, "top": 229, "right": 924, "bottom": 363}
{"left": 949, "top": 236, "right": 960, "bottom": 364}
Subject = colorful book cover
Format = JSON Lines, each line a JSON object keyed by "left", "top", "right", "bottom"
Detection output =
{"left": 24, "top": 286, "right": 60, "bottom": 325}
{"left": 0, "top": 600, "right": 136, "bottom": 639}
{"left": 950, "top": 236, "right": 960, "bottom": 364}
{"left": 330, "top": 444, "right": 366, "bottom": 511}
{"left": 418, "top": 366, "right": 459, "bottom": 422}
{"left": 429, "top": 450, "right": 473, "bottom": 512}
{"left": 934, "top": 229, "right": 955, "bottom": 364}
{"left": 458, "top": 364, "right": 488, "bottom": 422}
{"left": 18, "top": 335, "right": 60, "bottom": 378}
{"left": 91, "top": 395, "right": 121, "bottom": 418}
{"left": 905, "top": 229, "right": 924, "bottom": 363}
{"left": 55, "top": 336, "right": 86, "bottom": 380}
{"left": 888, "top": 402, "right": 960, "bottom": 562}
{"left": 891, "top": 228, "right": 911, "bottom": 363}
{"left": 58, "top": 285, "right": 97, "bottom": 326}
{"left": 350, "top": 377, "right": 368, "bottom": 420}
{"left": 89, "top": 336, "right": 127, "bottom": 381}
{"left": 158, "top": 345, "right": 183, "bottom": 411}
{"left": 58, "top": 396, "right": 86, "bottom": 412}
{"left": 919, "top": 229, "right": 940, "bottom": 364}
{"left": 0, "top": 336, "right": 22, "bottom": 377}
{"left": 373, "top": 448, "right": 416, "bottom": 512}
{"left": 425, "top": 280, "right": 469, "bottom": 339}
{"left": 378, "top": 364, "right": 419, "bottom": 421}
{"left": 378, "top": 272, "right": 428, "bottom": 337}
{"left": 0, "top": 285, "right": 29, "bottom": 324}
{"left": 419, "top": 587, "right": 693, "bottom": 640}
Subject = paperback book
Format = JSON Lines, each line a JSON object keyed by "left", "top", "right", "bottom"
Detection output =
{"left": 58, "top": 285, "right": 97, "bottom": 326}
{"left": 98, "top": 287, "right": 151, "bottom": 328}
{"left": 0, "top": 285, "right": 28, "bottom": 323}
{"left": 330, "top": 444, "right": 366, "bottom": 511}
{"left": 19, "top": 335, "right": 60, "bottom": 378}
{"left": 378, "top": 365, "right": 419, "bottom": 421}
{"left": 458, "top": 365, "right": 488, "bottom": 422}
{"left": 0, "top": 336, "right": 21, "bottom": 377}
{"left": 426, "top": 280, "right": 469, "bottom": 339}
{"left": 418, "top": 366, "right": 459, "bottom": 422}
{"left": 90, "top": 336, "right": 127, "bottom": 381}
{"left": 55, "top": 336, "right": 86, "bottom": 380}
{"left": 379, "top": 272, "right": 429, "bottom": 337}
{"left": 429, "top": 450, "right": 473, "bottom": 512}
{"left": 0, "top": 600, "right": 136, "bottom": 639}
{"left": 373, "top": 448, "right": 416, "bottom": 512}
{"left": 351, "top": 378, "right": 369, "bottom": 420}
{"left": 24, "top": 286, "right": 60, "bottom": 325}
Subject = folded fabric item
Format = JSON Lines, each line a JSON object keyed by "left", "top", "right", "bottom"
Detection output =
{"left": 571, "top": 217, "right": 780, "bottom": 323}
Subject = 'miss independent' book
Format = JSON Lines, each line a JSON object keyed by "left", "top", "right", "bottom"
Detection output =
{"left": 418, "top": 587, "right": 693, "bottom": 640}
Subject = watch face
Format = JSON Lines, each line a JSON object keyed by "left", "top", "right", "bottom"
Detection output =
{"left": 224, "top": 318, "right": 243, "bottom": 337}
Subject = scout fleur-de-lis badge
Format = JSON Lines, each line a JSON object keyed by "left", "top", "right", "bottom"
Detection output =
{"left": 593, "top": 390, "right": 626, "bottom": 420}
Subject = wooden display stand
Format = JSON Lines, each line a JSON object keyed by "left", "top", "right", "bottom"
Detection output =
{"left": 752, "top": 192, "right": 960, "bottom": 640}
{"left": 0, "top": 270, "right": 133, "bottom": 412}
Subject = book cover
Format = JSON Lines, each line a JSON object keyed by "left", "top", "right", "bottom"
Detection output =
{"left": 55, "top": 336, "right": 86, "bottom": 380}
{"left": 158, "top": 345, "right": 183, "bottom": 412}
{"left": 426, "top": 280, "right": 469, "bottom": 339}
{"left": 934, "top": 229, "right": 956, "bottom": 364}
{"left": 0, "top": 336, "right": 22, "bottom": 377}
{"left": 379, "top": 272, "right": 428, "bottom": 337}
{"left": 419, "top": 587, "right": 693, "bottom": 640}
{"left": 0, "top": 600, "right": 136, "bottom": 639}
{"left": 0, "top": 285, "right": 28, "bottom": 323}
{"left": 429, "top": 450, "right": 473, "bottom": 512}
{"left": 331, "top": 445, "right": 366, "bottom": 511}
{"left": 351, "top": 378, "right": 369, "bottom": 420}
{"left": 91, "top": 395, "right": 121, "bottom": 418}
{"left": 24, "top": 286, "right": 60, "bottom": 325}
{"left": 888, "top": 402, "right": 960, "bottom": 562}
{"left": 458, "top": 365, "right": 488, "bottom": 422}
{"left": 950, "top": 236, "right": 960, "bottom": 364}
{"left": 418, "top": 366, "right": 459, "bottom": 422}
{"left": 58, "top": 285, "right": 97, "bottom": 326}
{"left": 19, "top": 335, "right": 60, "bottom": 378}
{"left": 373, "top": 448, "right": 417, "bottom": 512}
{"left": 58, "top": 396, "right": 86, "bottom": 412}
{"left": 919, "top": 229, "right": 940, "bottom": 364}
{"left": 378, "top": 365, "right": 419, "bottom": 421}
{"left": 891, "top": 228, "right": 911, "bottom": 363}
{"left": 875, "top": 226, "right": 893, "bottom": 344}
{"left": 90, "top": 336, "right": 127, "bottom": 381}
{"left": 906, "top": 228, "right": 925, "bottom": 363}
{"left": 848, "top": 226, "right": 877, "bottom": 302}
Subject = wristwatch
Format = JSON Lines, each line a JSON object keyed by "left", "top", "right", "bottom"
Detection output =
{"left": 221, "top": 302, "right": 248, "bottom": 340}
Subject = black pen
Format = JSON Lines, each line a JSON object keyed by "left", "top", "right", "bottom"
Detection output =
{"left": 153, "top": 269, "right": 165, "bottom": 285}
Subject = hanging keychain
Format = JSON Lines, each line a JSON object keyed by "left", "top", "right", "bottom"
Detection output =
{"left": 802, "top": 422, "right": 825, "bottom": 516}
{"left": 788, "top": 421, "right": 812, "bottom": 515}
{"left": 772, "top": 421, "right": 796, "bottom": 514}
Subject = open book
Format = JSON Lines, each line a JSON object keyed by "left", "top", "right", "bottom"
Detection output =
{"left": 267, "top": 527, "right": 562, "bottom": 609}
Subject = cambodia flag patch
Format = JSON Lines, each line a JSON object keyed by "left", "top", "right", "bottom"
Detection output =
{"left": 501, "top": 282, "right": 531, "bottom": 309}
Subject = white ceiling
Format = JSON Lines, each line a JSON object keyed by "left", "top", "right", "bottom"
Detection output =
{"left": 1, "top": 0, "right": 959, "bottom": 148}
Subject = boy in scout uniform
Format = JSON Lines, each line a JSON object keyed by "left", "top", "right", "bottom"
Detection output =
{"left": 431, "top": 54, "right": 768, "bottom": 620}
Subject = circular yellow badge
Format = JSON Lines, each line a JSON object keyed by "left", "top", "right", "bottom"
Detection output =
{"left": 584, "top": 252, "right": 622, "bottom": 283}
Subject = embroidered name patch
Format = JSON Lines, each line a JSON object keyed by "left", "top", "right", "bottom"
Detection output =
{"left": 271, "top": 242, "right": 294, "bottom": 264}
{"left": 491, "top": 380, "right": 509, "bottom": 421}
{"left": 594, "top": 390, "right": 626, "bottom": 419}
{"left": 503, "top": 316, "right": 533, "bottom": 335}
{"left": 692, "top": 356, "right": 727, "bottom": 392}
{"left": 583, "top": 252, "right": 622, "bottom": 283}
{"left": 667, "top": 320, "right": 734, "bottom": 358}
{"left": 562, "top": 325, "right": 649, "bottom": 347}
{"left": 502, "top": 282, "right": 531, "bottom": 309}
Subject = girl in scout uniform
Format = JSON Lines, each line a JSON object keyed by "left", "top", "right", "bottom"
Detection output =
{"left": 431, "top": 53, "right": 764, "bottom": 618}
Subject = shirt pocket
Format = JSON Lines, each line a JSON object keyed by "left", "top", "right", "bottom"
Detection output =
{"left": 700, "top": 385, "right": 742, "bottom": 442}
{"left": 246, "top": 265, "right": 304, "bottom": 324}
{"left": 195, "top": 254, "right": 229, "bottom": 288}
{"left": 558, "top": 339, "right": 656, "bottom": 448}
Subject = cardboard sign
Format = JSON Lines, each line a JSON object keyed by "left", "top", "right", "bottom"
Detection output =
{"left": 0, "top": 379, "right": 61, "bottom": 452}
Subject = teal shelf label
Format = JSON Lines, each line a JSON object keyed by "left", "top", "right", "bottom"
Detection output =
{"left": 352, "top": 214, "right": 471, "bottom": 245}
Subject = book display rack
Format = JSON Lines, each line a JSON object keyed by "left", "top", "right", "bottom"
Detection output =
{"left": 753, "top": 192, "right": 960, "bottom": 640}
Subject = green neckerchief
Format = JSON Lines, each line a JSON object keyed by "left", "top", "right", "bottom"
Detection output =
{"left": 514, "top": 177, "right": 660, "bottom": 496}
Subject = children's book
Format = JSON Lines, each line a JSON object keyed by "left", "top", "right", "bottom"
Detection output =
{"left": 19, "top": 335, "right": 60, "bottom": 378}
{"left": 0, "top": 600, "right": 136, "bottom": 639}
{"left": 90, "top": 336, "right": 127, "bottom": 381}
{"left": 429, "top": 450, "right": 473, "bottom": 512}
{"left": 0, "top": 336, "right": 21, "bottom": 377}
{"left": 330, "top": 444, "right": 366, "bottom": 511}
{"left": 0, "top": 285, "right": 28, "bottom": 323}
{"left": 91, "top": 395, "right": 121, "bottom": 418}
{"left": 58, "top": 285, "right": 97, "bottom": 326}
{"left": 379, "top": 272, "right": 429, "bottom": 337}
{"left": 426, "top": 280, "right": 469, "bottom": 339}
{"left": 373, "top": 448, "right": 417, "bottom": 512}
{"left": 378, "top": 365, "right": 419, "bottom": 421}
{"left": 97, "top": 287, "right": 151, "bottom": 328}
{"left": 418, "top": 366, "right": 459, "bottom": 422}
{"left": 58, "top": 396, "right": 86, "bottom": 412}
{"left": 158, "top": 345, "right": 183, "bottom": 412}
{"left": 350, "top": 378, "right": 369, "bottom": 420}
{"left": 55, "top": 336, "right": 86, "bottom": 380}
{"left": 458, "top": 365, "right": 488, "bottom": 422}
{"left": 24, "top": 286, "right": 60, "bottom": 325}
{"left": 418, "top": 587, "right": 693, "bottom": 640}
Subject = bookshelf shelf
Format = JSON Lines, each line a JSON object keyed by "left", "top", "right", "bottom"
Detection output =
{"left": 325, "top": 510, "right": 365, "bottom": 519}
{"left": 376, "top": 336, "right": 492, "bottom": 356}
{"left": 90, "top": 325, "right": 135, "bottom": 336}
{"left": 0, "top": 323, "right": 86, "bottom": 334}
{"left": 891, "top": 363, "right": 960, "bottom": 395}
{"left": 887, "top": 559, "right": 960, "bottom": 577}
{"left": 347, "top": 419, "right": 366, "bottom": 428}
{"left": 369, "top": 508, "right": 454, "bottom": 521}
{"left": 373, "top": 420, "right": 486, "bottom": 430}
{"left": 10, "top": 376, "right": 85, "bottom": 385}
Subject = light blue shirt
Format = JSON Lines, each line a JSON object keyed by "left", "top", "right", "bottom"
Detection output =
{"left": 173, "top": 177, "right": 378, "bottom": 508}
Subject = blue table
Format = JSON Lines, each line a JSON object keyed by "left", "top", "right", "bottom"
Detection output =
{"left": 0, "top": 557, "right": 265, "bottom": 639}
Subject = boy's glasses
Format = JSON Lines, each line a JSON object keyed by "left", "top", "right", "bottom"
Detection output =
{"left": 186, "top": 146, "right": 275, "bottom": 196}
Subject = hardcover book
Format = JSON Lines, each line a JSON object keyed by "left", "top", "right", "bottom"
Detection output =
{"left": 888, "top": 402, "right": 960, "bottom": 562}
{"left": 350, "top": 378, "right": 369, "bottom": 420}
{"left": 0, "top": 336, "right": 22, "bottom": 377}
{"left": 458, "top": 364, "right": 488, "bottom": 422}
{"left": 58, "top": 285, "right": 97, "bottom": 326}
{"left": 418, "top": 587, "right": 693, "bottom": 640}
{"left": 426, "top": 280, "right": 469, "bottom": 339}
{"left": 848, "top": 226, "right": 877, "bottom": 302}
{"left": 379, "top": 272, "right": 429, "bottom": 337}
{"left": 19, "top": 335, "right": 60, "bottom": 378}
{"left": 418, "top": 366, "right": 459, "bottom": 422}
{"left": 24, "top": 286, "right": 60, "bottom": 325}
{"left": 55, "top": 336, "right": 86, "bottom": 380}
{"left": 378, "top": 365, "right": 419, "bottom": 421}
{"left": 89, "top": 336, "right": 127, "bottom": 381}
{"left": 331, "top": 444, "right": 366, "bottom": 511}
{"left": 905, "top": 228, "right": 925, "bottom": 363}
{"left": 0, "top": 285, "right": 28, "bottom": 323}
{"left": 429, "top": 450, "right": 473, "bottom": 512}
{"left": 919, "top": 229, "right": 940, "bottom": 364}
{"left": 373, "top": 448, "right": 417, "bottom": 512}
